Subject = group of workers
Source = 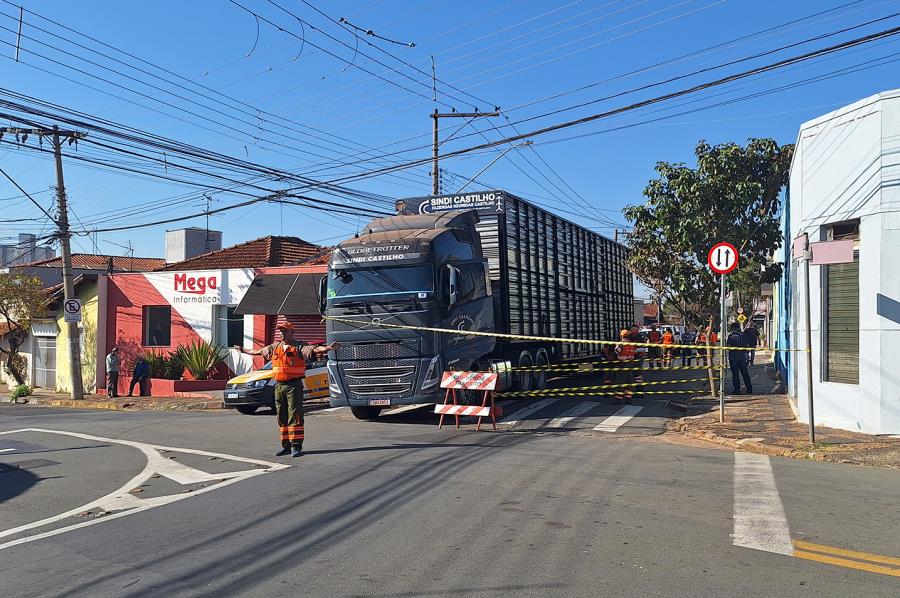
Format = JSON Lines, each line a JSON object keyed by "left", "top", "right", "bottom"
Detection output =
{"left": 601, "top": 320, "right": 762, "bottom": 402}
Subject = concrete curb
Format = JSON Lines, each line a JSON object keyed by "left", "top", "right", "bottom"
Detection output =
{"left": 24, "top": 396, "right": 225, "bottom": 412}
{"left": 666, "top": 417, "right": 896, "bottom": 466}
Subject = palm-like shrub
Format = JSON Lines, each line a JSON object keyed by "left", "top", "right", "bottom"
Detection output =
{"left": 173, "top": 340, "right": 228, "bottom": 380}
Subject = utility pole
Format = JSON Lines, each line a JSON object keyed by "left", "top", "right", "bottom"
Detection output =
{"left": 2, "top": 125, "right": 87, "bottom": 400}
{"left": 431, "top": 110, "right": 499, "bottom": 195}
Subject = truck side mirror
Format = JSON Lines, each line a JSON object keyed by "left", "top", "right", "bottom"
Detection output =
{"left": 318, "top": 275, "right": 328, "bottom": 315}
{"left": 447, "top": 265, "right": 459, "bottom": 306}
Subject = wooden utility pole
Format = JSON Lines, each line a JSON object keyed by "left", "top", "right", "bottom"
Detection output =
{"left": 1, "top": 125, "right": 87, "bottom": 399}
{"left": 430, "top": 110, "right": 499, "bottom": 195}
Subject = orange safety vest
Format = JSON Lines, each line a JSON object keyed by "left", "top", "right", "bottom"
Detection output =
{"left": 662, "top": 332, "right": 674, "bottom": 345}
{"left": 710, "top": 332, "right": 719, "bottom": 344}
{"left": 648, "top": 331, "right": 662, "bottom": 343}
{"left": 617, "top": 343, "right": 637, "bottom": 360}
{"left": 272, "top": 342, "right": 305, "bottom": 382}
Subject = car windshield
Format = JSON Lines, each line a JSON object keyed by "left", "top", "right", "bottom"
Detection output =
{"left": 327, "top": 265, "right": 434, "bottom": 299}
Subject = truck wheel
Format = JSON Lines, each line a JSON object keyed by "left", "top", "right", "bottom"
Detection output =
{"left": 235, "top": 405, "right": 258, "bottom": 415}
{"left": 514, "top": 351, "right": 534, "bottom": 392}
{"left": 533, "top": 349, "right": 549, "bottom": 391}
{"left": 350, "top": 406, "right": 383, "bottom": 420}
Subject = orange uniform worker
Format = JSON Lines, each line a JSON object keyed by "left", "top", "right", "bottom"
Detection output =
{"left": 661, "top": 329, "right": 675, "bottom": 367}
{"left": 237, "top": 321, "right": 338, "bottom": 457}
{"left": 647, "top": 325, "right": 663, "bottom": 368}
{"left": 614, "top": 329, "right": 638, "bottom": 403}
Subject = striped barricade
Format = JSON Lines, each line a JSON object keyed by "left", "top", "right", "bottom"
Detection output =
{"left": 436, "top": 371, "right": 501, "bottom": 431}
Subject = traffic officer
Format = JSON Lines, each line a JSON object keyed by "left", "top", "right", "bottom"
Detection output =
{"left": 614, "top": 329, "right": 638, "bottom": 403}
{"left": 237, "top": 321, "right": 339, "bottom": 457}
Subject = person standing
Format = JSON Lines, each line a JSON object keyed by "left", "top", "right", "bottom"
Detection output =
{"left": 105, "top": 347, "right": 121, "bottom": 398}
{"left": 744, "top": 323, "right": 760, "bottom": 365}
{"left": 614, "top": 329, "right": 638, "bottom": 403}
{"left": 661, "top": 328, "right": 675, "bottom": 368}
{"left": 680, "top": 328, "right": 696, "bottom": 367}
{"left": 128, "top": 356, "right": 151, "bottom": 397}
{"left": 726, "top": 322, "right": 753, "bottom": 394}
{"left": 237, "top": 320, "right": 338, "bottom": 457}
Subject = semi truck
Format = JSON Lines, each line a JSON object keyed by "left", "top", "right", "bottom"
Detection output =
{"left": 322, "top": 190, "right": 633, "bottom": 420}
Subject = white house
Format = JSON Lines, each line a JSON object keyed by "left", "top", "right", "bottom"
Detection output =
{"left": 786, "top": 89, "right": 900, "bottom": 435}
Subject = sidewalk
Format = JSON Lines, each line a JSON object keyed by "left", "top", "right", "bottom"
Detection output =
{"left": 2, "top": 384, "right": 225, "bottom": 411}
{"left": 669, "top": 392, "right": 900, "bottom": 468}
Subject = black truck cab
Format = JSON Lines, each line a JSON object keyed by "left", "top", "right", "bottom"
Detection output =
{"left": 323, "top": 211, "right": 496, "bottom": 419}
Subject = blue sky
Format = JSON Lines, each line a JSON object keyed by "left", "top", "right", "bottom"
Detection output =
{"left": 2, "top": 0, "right": 899, "bottom": 290}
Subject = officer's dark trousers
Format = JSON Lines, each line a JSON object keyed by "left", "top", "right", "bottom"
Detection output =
{"left": 729, "top": 359, "right": 752, "bottom": 394}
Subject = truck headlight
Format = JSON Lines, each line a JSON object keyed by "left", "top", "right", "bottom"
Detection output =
{"left": 421, "top": 355, "right": 441, "bottom": 390}
{"left": 327, "top": 360, "right": 341, "bottom": 395}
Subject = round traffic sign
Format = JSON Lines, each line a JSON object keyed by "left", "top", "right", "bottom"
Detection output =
{"left": 708, "top": 242, "right": 739, "bottom": 275}
{"left": 64, "top": 299, "right": 81, "bottom": 314}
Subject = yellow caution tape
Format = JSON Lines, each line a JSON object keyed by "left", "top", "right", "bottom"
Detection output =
{"left": 506, "top": 378, "right": 709, "bottom": 392}
{"left": 510, "top": 364, "right": 725, "bottom": 373}
{"left": 326, "top": 316, "right": 806, "bottom": 352}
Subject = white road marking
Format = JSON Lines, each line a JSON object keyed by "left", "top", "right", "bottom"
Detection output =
{"left": 732, "top": 452, "right": 793, "bottom": 555}
{"left": 0, "top": 448, "right": 16, "bottom": 453}
{"left": 320, "top": 406, "right": 346, "bottom": 413}
{"left": 545, "top": 401, "right": 600, "bottom": 428}
{"left": 0, "top": 428, "right": 288, "bottom": 551}
{"left": 592, "top": 405, "right": 643, "bottom": 432}
{"left": 499, "top": 398, "right": 556, "bottom": 426}
{"left": 382, "top": 404, "right": 432, "bottom": 416}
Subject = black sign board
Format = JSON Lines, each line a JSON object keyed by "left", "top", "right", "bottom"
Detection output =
{"left": 331, "top": 242, "right": 427, "bottom": 267}
{"left": 400, "top": 190, "right": 505, "bottom": 215}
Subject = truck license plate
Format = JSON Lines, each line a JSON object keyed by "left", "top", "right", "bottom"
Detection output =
{"left": 369, "top": 399, "right": 391, "bottom": 406}
{"left": 226, "top": 393, "right": 238, "bottom": 399}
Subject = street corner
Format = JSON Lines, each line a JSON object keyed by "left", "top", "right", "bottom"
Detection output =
{"left": 0, "top": 428, "right": 288, "bottom": 551}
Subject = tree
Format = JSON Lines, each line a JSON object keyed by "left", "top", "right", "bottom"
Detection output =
{"left": 0, "top": 272, "right": 46, "bottom": 386}
{"left": 624, "top": 139, "right": 793, "bottom": 392}
{"left": 625, "top": 138, "right": 792, "bottom": 322}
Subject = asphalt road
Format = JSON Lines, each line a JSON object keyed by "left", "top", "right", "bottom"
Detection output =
{"left": 1, "top": 384, "right": 898, "bottom": 597}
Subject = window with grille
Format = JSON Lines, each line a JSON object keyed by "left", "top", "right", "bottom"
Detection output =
{"left": 823, "top": 221, "right": 859, "bottom": 384}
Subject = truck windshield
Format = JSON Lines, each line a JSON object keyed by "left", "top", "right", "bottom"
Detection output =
{"left": 328, "top": 265, "right": 434, "bottom": 299}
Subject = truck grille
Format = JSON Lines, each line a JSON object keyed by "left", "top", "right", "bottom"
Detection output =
{"left": 341, "top": 359, "right": 417, "bottom": 399}
{"left": 336, "top": 340, "right": 420, "bottom": 360}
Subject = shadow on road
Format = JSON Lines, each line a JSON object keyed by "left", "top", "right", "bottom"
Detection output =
{"left": 0, "top": 466, "right": 40, "bottom": 504}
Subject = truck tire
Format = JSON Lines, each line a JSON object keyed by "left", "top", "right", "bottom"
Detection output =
{"left": 350, "top": 406, "right": 383, "bottom": 420}
{"left": 235, "top": 405, "right": 258, "bottom": 415}
{"left": 533, "top": 349, "right": 549, "bottom": 391}
{"left": 514, "top": 350, "right": 534, "bottom": 392}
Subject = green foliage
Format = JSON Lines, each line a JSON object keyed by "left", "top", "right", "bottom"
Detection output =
{"left": 0, "top": 272, "right": 46, "bottom": 386}
{"left": 172, "top": 340, "right": 227, "bottom": 381}
{"left": 144, "top": 350, "right": 185, "bottom": 380}
{"left": 10, "top": 384, "right": 31, "bottom": 400}
{"left": 624, "top": 138, "right": 793, "bottom": 323}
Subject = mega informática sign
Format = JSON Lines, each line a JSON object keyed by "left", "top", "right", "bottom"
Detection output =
{"left": 401, "top": 190, "right": 506, "bottom": 215}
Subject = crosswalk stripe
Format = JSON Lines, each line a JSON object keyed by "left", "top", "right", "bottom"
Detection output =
{"left": 545, "top": 401, "right": 601, "bottom": 428}
{"left": 592, "top": 405, "right": 643, "bottom": 432}
{"left": 499, "top": 398, "right": 556, "bottom": 426}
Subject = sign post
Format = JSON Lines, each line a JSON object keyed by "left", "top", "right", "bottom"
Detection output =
{"left": 63, "top": 298, "right": 82, "bottom": 323}
{"left": 709, "top": 242, "right": 739, "bottom": 423}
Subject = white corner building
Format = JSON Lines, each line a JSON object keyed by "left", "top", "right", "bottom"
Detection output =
{"left": 785, "top": 89, "right": 900, "bottom": 434}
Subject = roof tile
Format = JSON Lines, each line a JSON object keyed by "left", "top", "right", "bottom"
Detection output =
{"left": 159, "top": 236, "right": 320, "bottom": 271}
{"left": 21, "top": 254, "right": 165, "bottom": 271}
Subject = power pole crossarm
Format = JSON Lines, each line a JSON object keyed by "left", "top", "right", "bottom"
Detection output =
{"left": 430, "top": 111, "right": 500, "bottom": 195}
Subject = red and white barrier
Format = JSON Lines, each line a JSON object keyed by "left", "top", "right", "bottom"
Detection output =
{"left": 436, "top": 371, "right": 501, "bottom": 431}
{"left": 440, "top": 371, "right": 498, "bottom": 391}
